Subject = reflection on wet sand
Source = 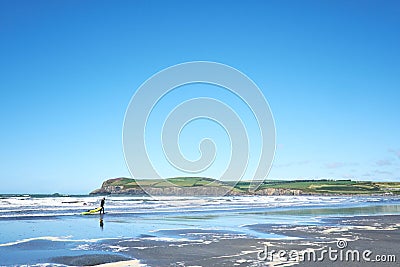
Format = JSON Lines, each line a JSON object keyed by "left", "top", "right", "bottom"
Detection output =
{"left": 100, "top": 213, "right": 104, "bottom": 230}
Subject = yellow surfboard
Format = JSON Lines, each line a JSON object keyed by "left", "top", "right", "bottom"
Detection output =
{"left": 81, "top": 207, "right": 102, "bottom": 215}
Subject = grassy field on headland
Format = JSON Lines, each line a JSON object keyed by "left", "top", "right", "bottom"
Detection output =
{"left": 92, "top": 177, "right": 400, "bottom": 195}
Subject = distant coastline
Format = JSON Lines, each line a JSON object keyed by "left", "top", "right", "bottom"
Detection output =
{"left": 90, "top": 177, "right": 400, "bottom": 196}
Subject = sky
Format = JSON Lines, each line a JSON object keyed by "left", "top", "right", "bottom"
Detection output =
{"left": 0, "top": 0, "right": 399, "bottom": 194}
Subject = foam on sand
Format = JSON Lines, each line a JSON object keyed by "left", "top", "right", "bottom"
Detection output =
{"left": 93, "top": 259, "right": 143, "bottom": 267}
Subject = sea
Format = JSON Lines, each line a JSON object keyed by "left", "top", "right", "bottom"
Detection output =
{"left": 0, "top": 194, "right": 399, "bottom": 266}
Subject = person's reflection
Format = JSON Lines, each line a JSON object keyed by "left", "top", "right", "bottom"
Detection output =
{"left": 99, "top": 214, "right": 104, "bottom": 230}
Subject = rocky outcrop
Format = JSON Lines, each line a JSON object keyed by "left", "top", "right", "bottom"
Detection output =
{"left": 90, "top": 186, "right": 146, "bottom": 195}
{"left": 254, "top": 188, "right": 302, "bottom": 196}
{"left": 90, "top": 177, "right": 141, "bottom": 195}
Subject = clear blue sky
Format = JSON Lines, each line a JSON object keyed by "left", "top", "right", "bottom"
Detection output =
{"left": 1, "top": 0, "right": 399, "bottom": 194}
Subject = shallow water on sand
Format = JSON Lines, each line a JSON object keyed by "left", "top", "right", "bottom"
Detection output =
{"left": 0, "top": 195, "right": 399, "bottom": 265}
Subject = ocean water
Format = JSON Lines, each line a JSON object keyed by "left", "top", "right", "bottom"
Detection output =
{"left": 0, "top": 195, "right": 399, "bottom": 266}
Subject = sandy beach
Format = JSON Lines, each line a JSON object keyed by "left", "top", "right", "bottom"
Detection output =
{"left": 110, "top": 215, "right": 400, "bottom": 266}
{"left": 94, "top": 260, "right": 141, "bottom": 267}
{"left": 49, "top": 215, "right": 399, "bottom": 266}
{"left": 1, "top": 195, "right": 399, "bottom": 266}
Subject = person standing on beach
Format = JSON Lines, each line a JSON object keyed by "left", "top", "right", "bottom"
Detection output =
{"left": 100, "top": 197, "right": 105, "bottom": 214}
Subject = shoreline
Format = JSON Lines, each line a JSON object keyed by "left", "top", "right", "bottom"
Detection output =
{"left": 48, "top": 214, "right": 400, "bottom": 266}
{"left": 93, "top": 260, "right": 141, "bottom": 267}
{"left": 1, "top": 195, "right": 399, "bottom": 266}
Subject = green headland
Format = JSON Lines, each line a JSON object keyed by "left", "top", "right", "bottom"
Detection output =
{"left": 90, "top": 177, "right": 400, "bottom": 196}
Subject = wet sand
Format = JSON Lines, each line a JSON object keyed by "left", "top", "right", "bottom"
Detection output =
{"left": 50, "top": 254, "right": 133, "bottom": 266}
{"left": 94, "top": 260, "right": 141, "bottom": 267}
{"left": 52, "top": 215, "right": 399, "bottom": 266}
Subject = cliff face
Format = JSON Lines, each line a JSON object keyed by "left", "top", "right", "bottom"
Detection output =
{"left": 90, "top": 177, "right": 303, "bottom": 196}
{"left": 90, "top": 186, "right": 146, "bottom": 195}
{"left": 256, "top": 188, "right": 302, "bottom": 196}
{"left": 91, "top": 186, "right": 243, "bottom": 196}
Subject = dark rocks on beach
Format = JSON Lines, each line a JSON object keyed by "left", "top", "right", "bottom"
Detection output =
{"left": 50, "top": 254, "right": 131, "bottom": 266}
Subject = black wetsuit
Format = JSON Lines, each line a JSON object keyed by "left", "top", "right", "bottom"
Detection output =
{"left": 100, "top": 199, "right": 105, "bottom": 214}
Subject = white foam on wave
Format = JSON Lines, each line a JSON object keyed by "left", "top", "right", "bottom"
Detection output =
{"left": 149, "top": 228, "right": 187, "bottom": 233}
{"left": 141, "top": 236, "right": 197, "bottom": 242}
{"left": 20, "top": 264, "right": 67, "bottom": 267}
{"left": 1, "top": 195, "right": 398, "bottom": 219}
{"left": 0, "top": 213, "right": 79, "bottom": 218}
{"left": 0, "top": 236, "right": 73, "bottom": 247}
{"left": 71, "top": 243, "right": 92, "bottom": 251}
{"left": 0, "top": 235, "right": 121, "bottom": 247}
{"left": 0, "top": 196, "right": 100, "bottom": 210}
{"left": 107, "top": 245, "right": 130, "bottom": 252}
